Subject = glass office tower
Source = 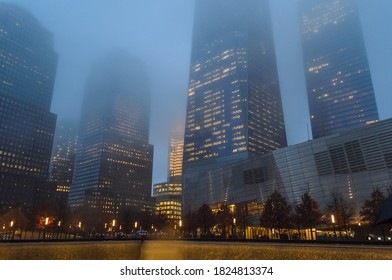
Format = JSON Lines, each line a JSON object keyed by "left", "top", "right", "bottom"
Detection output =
{"left": 168, "top": 125, "right": 184, "bottom": 183}
{"left": 0, "top": 4, "right": 58, "bottom": 214}
{"left": 153, "top": 124, "right": 184, "bottom": 223}
{"left": 183, "top": 0, "right": 286, "bottom": 211}
{"left": 49, "top": 120, "right": 78, "bottom": 217}
{"left": 299, "top": 0, "right": 379, "bottom": 139}
{"left": 69, "top": 52, "right": 153, "bottom": 216}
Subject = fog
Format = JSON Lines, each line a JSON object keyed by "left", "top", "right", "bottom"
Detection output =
{"left": 5, "top": 0, "right": 392, "bottom": 184}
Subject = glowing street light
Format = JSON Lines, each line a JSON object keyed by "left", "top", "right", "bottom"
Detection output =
{"left": 331, "top": 214, "right": 337, "bottom": 238}
{"left": 45, "top": 217, "right": 49, "bottom": 226}
{"left": 134, "top": 221, "right": 138, "bottom": 228}
{"left": 179, "top": 220, "right": 182, "bottom": 227}
{"left": 78, "top": 221, "right": 82, "bottom": 228}
{"left": 10, "top": 220, "right": 15, "bottom": 240}
{"left": 233, "top": 218, "right": 236, "bottom": 238}
{"left": 112, "top": 219, "right": 116, "bottom": 227}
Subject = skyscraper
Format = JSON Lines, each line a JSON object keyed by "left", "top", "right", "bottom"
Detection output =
{"left": 49, "top": 120, "right": 78, "bottom": 218}
{"left": 50, "top": 120, "right": 78, "bottom": 194}
{"left": 0, "top": 4, "right": 58, "bottom": 214}
{"left": 153, "top": 124, "right": 184, "bottom": 223}
{"left": 299, "top": 0, "right": 379, "bottom": 139}
{"left": 69, "top": 52, "right": 153, "bottom": 218}
{"left": 183, "top": 0, "right": 286, "bottom": 211}
{"left": 168, "top": 124, "right": 184, "bottom": 183}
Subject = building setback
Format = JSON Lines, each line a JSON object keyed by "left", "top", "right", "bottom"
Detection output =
{"left": 299, "top": 0, "right": 379, "bottom": 139}
{"left": 0, "top": 4, "right": 58, "bottom": 215}
{"left": 69, "top": 52, "right": 153, "bottom": 218}
{"left": 183, "top": 0, "right": 286, "bottom": 212}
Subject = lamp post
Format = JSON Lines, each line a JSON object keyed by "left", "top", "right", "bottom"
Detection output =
{"left": 10, "top": 220, "right": 14, "bottom": 240}
{"left": 233, "top": 218, "right": 236, "bottom": 239}
{"left": 43, "top": 217, "right": 49, "bottom": 239}
{"left": 331, "top": 214, "right": 337, "bottom": 238}
{"left": 179, "top": 220, "right": 182, "bottom": 238}
{"left": 57, "top": 220, "right": 62, "bottom": 239}
{"left": 77, "top": 221, "right": 82, "bottom": 239}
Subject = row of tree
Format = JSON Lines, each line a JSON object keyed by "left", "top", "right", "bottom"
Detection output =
{"left": 183, "top": 188, "right": 389, "bottom": 240}
{"left": 1, "top": 188, "right": 388, "bottom": 240}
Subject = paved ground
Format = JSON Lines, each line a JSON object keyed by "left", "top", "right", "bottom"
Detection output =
{"left": 1, "top": 240, "right": 392, "bottom": 260}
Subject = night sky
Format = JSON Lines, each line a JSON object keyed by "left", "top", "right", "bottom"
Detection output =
{"left": 4, "top": 0, "right": 392, "bottom": 185}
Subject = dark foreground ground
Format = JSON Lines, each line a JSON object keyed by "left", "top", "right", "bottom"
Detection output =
{"left": 1, "top": 240, "right": 392, "bottom": 260}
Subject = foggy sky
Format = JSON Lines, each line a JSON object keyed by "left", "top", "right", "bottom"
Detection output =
{"left": 4, "top": 0, "right": 392, "bottom": 185}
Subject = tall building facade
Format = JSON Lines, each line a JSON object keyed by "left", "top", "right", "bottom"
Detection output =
{"left": 299, "top": 0, "right": 379, "bottom": 139}
{"left": 49, "top": 120, "right": 78, "bottom": 217}
{"left": 183, "top": 0, "right": 286, "bottom": 212}
{"left": 153, "top": 124, "right": 184, "bottom": 223}
{"left": 0, "top": 4, "right": 58, "bottom": 214}
{"left": 69, "top": 52, "right": 153, "bottom": 218}
{"left": 168, "top": 125, "right": 184, "bottom": 183}
{"left": 50, "top": 120, "right": 78, "bottom": 194}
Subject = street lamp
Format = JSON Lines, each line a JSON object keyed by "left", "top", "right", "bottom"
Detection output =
{"left": 112, "top": 219, "right": 116, "bottom": 238}
{"left": 10, "top": 220, "right": 14, "bottom": 239}
{"left": 331, "top": 214, "right": 337, "bottom": 238}
{"left": 43, "top": 217, "right": 49, "bottom": 240}
{"left": 233, "top": 218, "right": 236, "bottom": 238}
{"left": 56, "top": 220, "right": 62, "bottom": 239}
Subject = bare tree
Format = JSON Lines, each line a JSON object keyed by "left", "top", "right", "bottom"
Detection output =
{"left": 234, "top": 202, "right": 249, "bottom": 239}
{"left": 215, "top": 203, "right": 233, "bottom": 238}
{"left": 195, "top": 204, "right": 215, "bottom": 237}
{"left": 295, "top": 192, "right": 322, "bottom": 240}
{"left": 327, "top": 193, "right": 355, "bottom": 238}
{"left": 260, "top": 191, "right": 291, "bottom": 239}
{"left": 360, "top": 188, "right": 386, "bottom": 225}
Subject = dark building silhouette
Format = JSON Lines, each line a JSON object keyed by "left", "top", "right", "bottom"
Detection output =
{"left": 0, "top": 4, "right": 58, "bottom": 215}
{"left": 299, "top": 0, "right": 379, "bottom": 139}
{"left": 182, "top": 0, "right": 286, "bottom": 212}
{"left": 69, "top": 52, "right": 154, "bottom": 219}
